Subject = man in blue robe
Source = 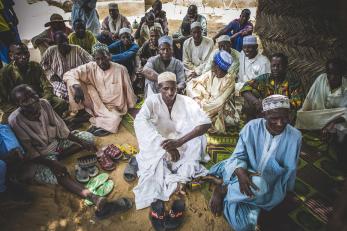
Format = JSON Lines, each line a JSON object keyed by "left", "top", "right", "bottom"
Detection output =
{"left": 206, "top": 94, "right": 302, "bottom": 231}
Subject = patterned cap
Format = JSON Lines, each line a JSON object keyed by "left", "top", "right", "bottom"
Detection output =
{"left": 158, "top": 72, "right": 176, "bottom": 84}
{"left": 119, "top": 27, "right": 132, "bottom": 36}
{"left": 243, "top": 35, "right": 257, "bottom": 45}
{"left": 92, "top": 43, "right": 109, "bottom": 55}
{"left": 214, "top": 50, "right": 233, "bottom": 72}
{"left": 262, "top": 94, "right": 290, "bottom": 112}
{"left": 190, "top": 21, "right": 202, "bottom": 30}
{"left": 216, "top": 35, "right": 231, "bottom": 43}
{"left": 158, "top": 35, "right": 173, "bottom": 46}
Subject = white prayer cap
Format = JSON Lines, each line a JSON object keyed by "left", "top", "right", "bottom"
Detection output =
{"left": 243, "top": 35, "right": 257, "bottom": 45}
{"left": 216, "top": 35, "right": 231, "bottom": 43}
{"left": 190, "top": 21, "right": 202, "bottom": 30}
{"left": 158, "top": 35, "right": 173, "bottom": 46}
{"left": 158, "top": 72, "right": 176, "bottom": 84}
{"left": 119, "top": 27, "right": 132, "bottom": 36}
{"left": 262, "top": 94, "right": 290, "bottom": 112}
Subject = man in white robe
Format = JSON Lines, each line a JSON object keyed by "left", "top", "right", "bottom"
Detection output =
{"left": 296, "top": 58, "right": 347, "bottom": 164}
{"left": 206, "top": 95, "right": 302, "bottom": 231}
{"left": 133, "top": 72, "right": 211, "bottom": 210}
{"left": 64, "top": 43, "right": 137, "bottom": 136}
{"left": 236, "top": 35, "right": 270, "bottom": 95}
{"left": 182, "top": 22, "right": 214, "bottom": 80}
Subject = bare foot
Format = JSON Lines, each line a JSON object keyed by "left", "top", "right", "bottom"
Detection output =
{"left": 209, "top": 184, "right": 227, "bottom": 217}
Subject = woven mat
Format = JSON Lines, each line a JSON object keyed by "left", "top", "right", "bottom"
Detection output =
{"left": 121, "top": 107, "right": 343, "bottom": 231}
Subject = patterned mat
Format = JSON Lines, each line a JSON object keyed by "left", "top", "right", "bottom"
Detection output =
{"left": 121, "top": 109, "right": 344, "bottom": 231}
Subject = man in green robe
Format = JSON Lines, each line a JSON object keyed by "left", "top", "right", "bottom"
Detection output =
{"left": 0, "top": 43, "right": 68, "bottom": 123}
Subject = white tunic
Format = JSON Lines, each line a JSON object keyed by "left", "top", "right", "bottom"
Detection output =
{"left": 133, "top": 94, "right": 211, "bottom": 209}
{"left": 236, "top": 51, "right": 270, "bottom": 94}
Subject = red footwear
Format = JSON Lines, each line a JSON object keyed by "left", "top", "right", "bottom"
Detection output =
{"left": 104, "top": 144, "right": 123, "bottom": 161}
{"left": 96, "top": 150, "right": 115, "bottom": 171}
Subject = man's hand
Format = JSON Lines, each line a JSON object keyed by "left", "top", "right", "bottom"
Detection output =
{"left": 72, "top": 84, "right": 85, "bottom": 104}
{"left": 234, "top": 168, "right": 260, "bottom": 198}
{"left": 167, "top": 149, "right": 180, "bottom": 162}
{"left": 161, "top": 139, "right": 183, "bottom": 151}
{"left": 252, "top": 99, "right": 262, "bottom": 113}
{"left": 50, "top": 74, "right": 62, "bottom": 82}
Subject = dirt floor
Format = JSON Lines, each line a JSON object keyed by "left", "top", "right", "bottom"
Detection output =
{"left": 0, "top": 125, "right": 230, "bottom": 231}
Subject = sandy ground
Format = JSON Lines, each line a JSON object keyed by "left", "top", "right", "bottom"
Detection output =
{"left": 0, "top": 124, "right": 230, "bottom": 231}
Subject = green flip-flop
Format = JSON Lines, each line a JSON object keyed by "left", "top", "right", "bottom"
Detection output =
{"left": 86, "top": 173, "right": 109, "bottom": 192}
{"left": 84, "top": 180, "right": 115, "bottom": 206}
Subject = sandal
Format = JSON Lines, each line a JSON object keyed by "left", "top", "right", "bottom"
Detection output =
{"left": 96, "top": 150, "right": 115, "bottom": 171}
{"left": 77, "top": 154, "right": 97, "bottom": 169}
{"left": 92, "top": 128, "right": 111, "bottom": 137}
{"left": 120, "top": 144, "right": 138, "bottom": 155}
{"left": 149, "top": 200, "right": 166, "bottom": 231}
{"left": 164, "top": 199, "right": 185, "bottom": 230}
{"left": 95, "top": 197, "right": 133, "bottom": 220}
{"left": 75, "top": 165, "right": 90, "bottom": 183}
{"left": 87, "top": 125, "right": 98, "bottom": 133}
{"left": 85, "top": 173, "right": 109, "bottom": 191}
{"left": 123, "top": 157, "right": 138, "bottom": 182}
{"left": 85, "top": 179, "right": 114, "bottom": 206}
{"left": 87, "top": 165, "right": 99, "bottom": 177}
{"left": 104, "top": 144, "right": 123, "bottom": 161}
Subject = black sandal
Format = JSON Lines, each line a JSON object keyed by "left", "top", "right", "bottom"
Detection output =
{"left": 123, "top": 157, "right": 138, "bottom": 182}
{"left": 95, "top": 197, "right": 133, "bottom": 220}
{"left": 149, "top": 200, "right": 166, "bottom": 231}
{"left": 92, "top": 128, "right": 111, "bottom": 137}
{"left": 164, "top": 199, "right": 185, "bottom": 230}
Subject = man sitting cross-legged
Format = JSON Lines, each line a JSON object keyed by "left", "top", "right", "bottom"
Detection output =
{"left": 202, "top": 95, "right": 302, "bottom": 231}
{"left": 187, "top": 50, "right": 240, "bottom": 134}
{"left": 64, "top": 43, "right": 137, "bottom": 137}
{"left": 296, "top": 58, "right": 347, "bottom": 167}
{"left": 140, "top": 35, "right": 186, "bottom": 97}
{"left": 8, "top": 84, "right": 132, "bottom": 218}
{"left": 133, "top": 72, "right": 211, "bottom": 210}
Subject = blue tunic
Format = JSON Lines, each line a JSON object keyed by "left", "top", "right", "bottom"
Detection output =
{"left": 209, "top": 118, "right": 302, "bottom": 231}
{"left": 108, "top": 41, "right": 139, "bottom": 76}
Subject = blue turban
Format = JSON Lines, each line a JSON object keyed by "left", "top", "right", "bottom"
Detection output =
{"left": 213, "top": 50, "right": 233, "bottom": 72}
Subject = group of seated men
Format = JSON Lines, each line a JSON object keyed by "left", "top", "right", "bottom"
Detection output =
{"left": 0, "top": 0, "right": 346, "bottom": 230}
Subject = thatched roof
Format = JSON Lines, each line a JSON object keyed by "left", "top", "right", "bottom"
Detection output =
{"left": 255, "top": 0, "right": 347, "bottom": 92}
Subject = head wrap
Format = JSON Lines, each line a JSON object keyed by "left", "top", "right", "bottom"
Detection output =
{"left": 214, "top": 50, "right": 233, "bottom": 72}
{"left": 44, "top": 13, "right": 69, "bottom": 27}
{"left": 243, "top": 35, "right": 257, "bottom": 46}
{"left": 119, "top": 27, "right": 132, "bottom": 36}
{"left": 92, "top": 43, "right": 109, "bottom": 55}
{"left": 262, "top": 94, "right": 290, "bottom": 112}
{"left": 108, "top": 3, "right": 118, "bottom": 9}
{"left": 158, "top": 72, "right": 176, "bottom": 84}
{"left": 158, "top": 35, "right": 173, "bottom": 46}
{"left": 190, "top": 21, "right": 202, "bottom": 30}
{"left": 216, "top": 35, "right": 231, "bottom": 43}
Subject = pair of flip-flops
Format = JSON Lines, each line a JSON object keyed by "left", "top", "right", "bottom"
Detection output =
{"left": 149, "top": 200, "right": 185, "bottom": 231}
{"left": 87, "top": 126, "right": 111, "bottom": 137}
{"left": 96, "top": 144, "right": 124, "bottom": 171}
{"left": 75, "top": 154, "right": 99, "bottom": 183}
{"left": 84, "top": 173, "right": 114, "bottom": 206}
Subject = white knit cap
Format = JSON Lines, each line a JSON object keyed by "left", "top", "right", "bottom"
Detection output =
{"left": 119, "top": 27, "right": 132, "bottom": 36}
{"left": 243, "top": 35, "right": 257, "bottom": 45}
{"left": 262, "top": 94, "right": 290, "bottom": 112}
{"left": 216, "top": 35, "right": 231, "bottom": 43}
{"left": 158, "top": 72, "right": 176, "bottom": 84}
{"left": 158, "top": 35, "right": 173, "bottom": 46}
{"left": 190, "top": 21, "right": 202, "bottom": 30}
